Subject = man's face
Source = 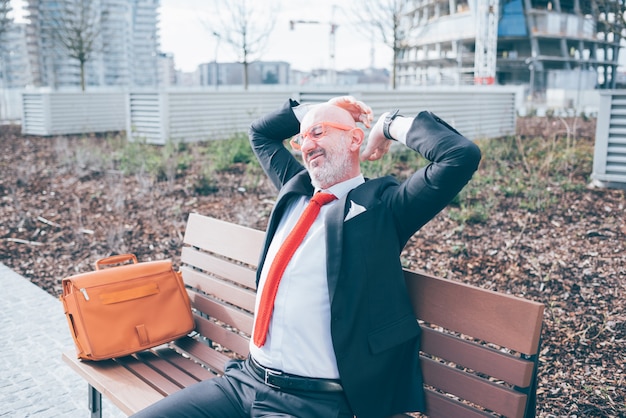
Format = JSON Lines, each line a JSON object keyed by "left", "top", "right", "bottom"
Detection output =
{"left": 298, "top": 104, "right": 363, "bottom": 190}
{"left": 300, "top": 125, "right": 352, "bottom": 189}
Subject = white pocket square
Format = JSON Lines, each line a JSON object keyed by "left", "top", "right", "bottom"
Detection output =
{"left": 344, "top": 200, "right": 366, "bottom": 221}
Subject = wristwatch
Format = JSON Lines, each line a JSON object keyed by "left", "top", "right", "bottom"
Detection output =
{"left": 383, "top": 109, "right": 401, "bottom": 140}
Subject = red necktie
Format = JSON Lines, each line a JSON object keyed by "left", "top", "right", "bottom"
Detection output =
{"left": 253, "top": 192, "right": 337, "bottom": 347}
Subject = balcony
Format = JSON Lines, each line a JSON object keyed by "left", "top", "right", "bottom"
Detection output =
{"left": 527, "top": 11, "right": 595, "bottom": 40}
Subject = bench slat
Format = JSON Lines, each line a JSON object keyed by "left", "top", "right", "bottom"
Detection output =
{"left": 405, "top": 270, "right": 544, "bottom": 354}
{"left": 183, "top": 213, "right": 265, "bottom": 267}
{"left": 172, "top": 336, "right": 233, "bottom": 374}
{"left": 193, "top": 314, "right": 251, "bottom": 357}
{"left": 62, "top": 351, "right": 163, "bottom": 415}
{"left": 155, "top": 348, "right": 216, "bottom": 381}
{"left": 423, "top": 389, "right": 494, "bottom": 418}
{"left": 189, "top": 291, "right": 254, "bottom": 335}
{"left": 181, "top": 246, "right": 257, "bottom": 289}
{"left": 421, "top": 356, "right": 527, "bottom": 417}
{"left": 183, "top": 266, "right": 257, "bottom": 312}
{"left": 115, "top": 356, "right": 183, "bottom": 396}
{"left": 420, "top": 326, "right": 535, "bottom": 387}
{"left": 135, "top": 351, "right": 201, "bottom": 388}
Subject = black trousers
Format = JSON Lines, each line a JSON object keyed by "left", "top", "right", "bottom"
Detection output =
{"left": 131, "top": 358, "right": 354, "bottom": 418}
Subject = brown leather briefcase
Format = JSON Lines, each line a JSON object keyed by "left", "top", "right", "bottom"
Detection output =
{"left": 61, "top": 254, "right": 194, "bottom": 361}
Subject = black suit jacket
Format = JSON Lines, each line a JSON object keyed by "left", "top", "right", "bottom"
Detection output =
{"left": 248, "top": 99, "right": 481, "bottom": 418}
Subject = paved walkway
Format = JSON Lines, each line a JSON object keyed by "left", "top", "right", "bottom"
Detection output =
{"left": 0, "top": 263, "right": 124, "bottom": 418}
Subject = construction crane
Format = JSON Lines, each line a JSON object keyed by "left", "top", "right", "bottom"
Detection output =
{"left": 474, "top": 0, "right": 499, "bottom": 85}
{"left": 290, "top": 17, "right": 338, "bottom": 84}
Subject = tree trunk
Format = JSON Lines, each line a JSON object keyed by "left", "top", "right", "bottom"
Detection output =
{"left": 80, "top": 60, "right": 86, "bottom": 91}
{"left": 391, "top": 46, "right": 398, "bottom": 90}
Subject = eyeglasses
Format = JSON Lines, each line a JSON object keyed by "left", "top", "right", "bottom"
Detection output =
{"left": 290, "top": 122, "right": 355, "bottom": 150}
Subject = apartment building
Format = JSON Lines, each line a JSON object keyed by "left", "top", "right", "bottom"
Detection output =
{"left": 23, "top": 0, "right": 160, "bottom": 89}
{"left": 198, "top": 61, "right": 291, "bottom": 87}
{"left": 397, "top": 0, "right": 621, "bottom": 94}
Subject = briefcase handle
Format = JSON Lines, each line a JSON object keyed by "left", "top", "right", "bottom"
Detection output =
{"left": 95, "top": 254, "right": 139, "bottom": 270}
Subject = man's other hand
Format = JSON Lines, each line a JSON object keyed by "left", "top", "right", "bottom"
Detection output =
{"left": 361, "top": 113, "right": 392, "bottom": 161}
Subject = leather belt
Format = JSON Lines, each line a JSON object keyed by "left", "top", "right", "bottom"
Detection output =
{"left": 247, "top": 356, "right": 343, "bottom": 392}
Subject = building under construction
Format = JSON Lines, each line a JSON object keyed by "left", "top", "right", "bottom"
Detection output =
{"left": 396, "top": 0, "right": 622, "bottom": 96}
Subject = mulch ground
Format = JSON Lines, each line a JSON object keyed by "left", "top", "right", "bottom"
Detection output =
{"left": 0, "top": 119, "right": 624, "bottom": 417}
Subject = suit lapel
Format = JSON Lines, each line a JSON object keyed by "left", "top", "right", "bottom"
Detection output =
{"left": 325, "top": 193, "right": 347, "bottom": 306}
{"left": 326, "top": 183, "right": 372, "bottom": 304}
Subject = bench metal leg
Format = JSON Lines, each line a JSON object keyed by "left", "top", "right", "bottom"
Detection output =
{"left": 521, "top": 328, "right": 543, "bottom": 418}
{"left": 88, "top": 384, "right": 102, "bottom": 418}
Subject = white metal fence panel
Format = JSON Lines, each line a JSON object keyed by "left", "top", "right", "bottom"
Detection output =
{"left": 127, "top": 92, "right": 163, "bottom": 143}
{"left": 0, "top": 88, "right": 24, "bottom": 121}
{"left": 356, "top": 88, "right": 517, "bottom": 140}
{"left": 21, "top": 93, "right": 47, "bottom": 135}
{"left": 592, "top": 91, "right": 626, "bottom": 188}
{"left": 129, "top": 90, "right": 291, "bottom": 144}
{"left": 21, "top": 91, "right": 126, "bottom": 136}
{"left": 14, "top": 87, "right": 518, "bottom": 141}
{"left": 129, "top": 87, "right": 517, "bottom": 144}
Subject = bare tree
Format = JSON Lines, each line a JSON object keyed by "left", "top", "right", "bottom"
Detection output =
{"left": 50, "top": 0, "right": 107, "bottom": 91}
{"left": 351, "top": 0, "right": 413, "bottom": 89}
{"left": 0, "top": 0, "right": 11, "bottom": 39}
{"left": 204, "top": 0, "right": 278, "bottom": 90}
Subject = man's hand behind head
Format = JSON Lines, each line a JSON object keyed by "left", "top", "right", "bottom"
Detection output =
{"left": 327, "top": 96, "right": 373, "bottom": 128}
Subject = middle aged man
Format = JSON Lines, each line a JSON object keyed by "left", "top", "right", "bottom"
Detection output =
{"left": 132, "top": 96, "right": 481, "bottom": 418}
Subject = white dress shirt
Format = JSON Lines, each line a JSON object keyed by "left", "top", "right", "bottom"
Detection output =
{"left": 249, "top": 174, "right": 365, "bottom": 378}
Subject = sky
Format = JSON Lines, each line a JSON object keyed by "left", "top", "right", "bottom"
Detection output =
{"left": 159, "top": 0, "right": 393, "bottom": 72}
{"left": 9, "top": 0, "right": 392, "bottom": 73}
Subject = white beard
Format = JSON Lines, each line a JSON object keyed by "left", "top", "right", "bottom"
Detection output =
{"left": 306, "top": 144, "right": 352, "bottom": 190}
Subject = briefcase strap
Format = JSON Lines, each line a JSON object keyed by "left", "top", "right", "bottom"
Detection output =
{"left": 95, "top": 254, "right": 138, "bottom": 270}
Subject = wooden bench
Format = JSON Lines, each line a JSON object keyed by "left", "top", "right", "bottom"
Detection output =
{"left": 62, "top": 213, "right": 544, "bottom": 418}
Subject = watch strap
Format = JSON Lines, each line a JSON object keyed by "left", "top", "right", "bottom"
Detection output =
{"left": 383, "top": 109, "right": 401, "bottom": 140}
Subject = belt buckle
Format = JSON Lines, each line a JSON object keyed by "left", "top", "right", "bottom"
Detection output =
{"left": 264, "top": 367, "right": 283, "bottom": 390}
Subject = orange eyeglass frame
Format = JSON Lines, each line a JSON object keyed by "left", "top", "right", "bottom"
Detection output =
{"left": 290, "top": 122, "right": 356, "bottom": 150}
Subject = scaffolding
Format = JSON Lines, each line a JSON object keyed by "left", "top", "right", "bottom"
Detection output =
{"left": 397, "top": 0, "right": 621, "bottom": 92}
{"left": 474, "top": 0, "right": 499, "bottom": 85}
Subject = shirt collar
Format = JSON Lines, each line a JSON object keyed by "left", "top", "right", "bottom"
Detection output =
{"left": 317, "top": 174, "right": 365, "bottom": 200}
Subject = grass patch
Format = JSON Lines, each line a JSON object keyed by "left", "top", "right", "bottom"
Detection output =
{"left": 68, "top": 124, "right": 596, "bottom": 222}
{"left": 470, "top": 131, "right": 594, "bottom": 214}
{"left": 360, "top": 129, "right": 594, "bottom": 224}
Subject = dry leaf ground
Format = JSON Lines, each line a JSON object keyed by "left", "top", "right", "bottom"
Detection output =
{"left": 0, "top": 117, "right": 624, "bottom": 417}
